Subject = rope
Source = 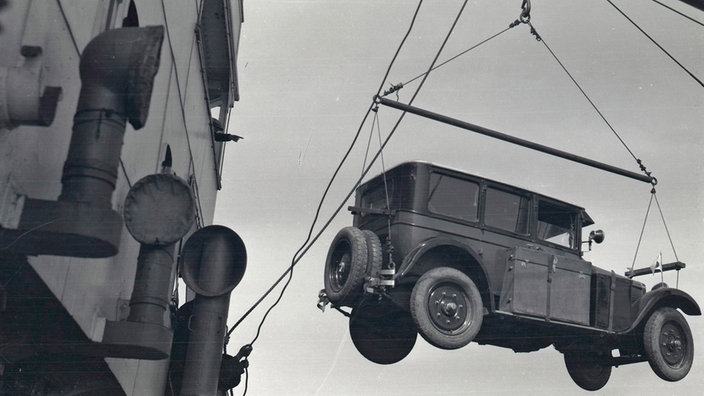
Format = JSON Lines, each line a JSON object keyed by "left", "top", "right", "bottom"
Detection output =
{"left": 229, "top": 0, "right": 470, "bottom": 352}
{"left": 606, "top": 0, "right": 704, "bottom": 89}
{"left": 651, "top": 0, "right": 704, "bottom": 27}
{"left": 527, "top": 20, "right": 656, "bottom": 183}
{"left": 521, "top": 9, "right": 685, "bottom": 280}
{"left": 56, "top": 0, "right": 81, "bottom": 56}
{"left": 362, "top": 110, "right": 395, "bottom": 252}
{"left": 161, "top": 0, "right": 206, "bottom": 226}
{"left": 374, "top": 112, "right": 394, "bottom": 247}
{"left": 226, "top": 0, "right": 427, "bottom": 342}
{"left": 653, "top": 193, "right": 679, "bottom": 261}
{"left": 630, "top": 189, "right": 679, "bottom": 275}
{"left": 630, "top": 193, "right": 654, "bottom": 274}
{"left": 388, "top": 25, "right": 518, "bottom": 97}
{"left": 360, "top": 111, "right": 378, "bottom": 175}
{"left": 0, "top": 218, "right": 60, "bottom": 252}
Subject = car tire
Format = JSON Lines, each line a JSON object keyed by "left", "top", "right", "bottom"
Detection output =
{"left": 410, "top": 267, "right": 483, "bottom": 350}
{"left": 564, "top": 352, "right": 612, "bottom": 391}
{"left": 324, "top": 227, "right": 368, "bottom": 306}
{"left": 362, "top": 230, "right": 383, "bottom": 276}
{"left": 643, "top": 307, "right": 694, "bottom": 381}
{"left": 349, "top": 297, "right": 417, "bottom": 365}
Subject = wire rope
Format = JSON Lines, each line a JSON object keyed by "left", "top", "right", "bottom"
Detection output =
{"left": 607, "top": 0, "right": 704, "bottom": 88}
{"left": 653, "top": 193, "right": 679, "bottom": 261}
{"left": 161, "top": 0, "right": 206, "bottom": 225}
{"left": 630, "top": 193, "right": 654, "bottom": 273}
{"left": 527, "top": 20, "right": 643, "bottom": 166}
{"left": 230, "top": 3, "right": 433, "bottom": 394}
{"left": 231, "top": 0, "right": 472, "bottom": 358}
{"left": 398, "top": 25, "right": 517, "bottom": 90}
{"left": 227, "top": 0, "right": 427, "bottom": 343}
{"left": 527, "top": 10, "right": 685, "bottom": 277}
{"left": 651, "top": 0, "right": 704, "bottom": 27}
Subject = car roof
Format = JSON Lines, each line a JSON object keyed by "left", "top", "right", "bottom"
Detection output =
{"left": 364, "top": 160, "right": 595, "bottom": 227}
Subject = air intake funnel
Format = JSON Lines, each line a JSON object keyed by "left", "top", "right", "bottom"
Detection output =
{"left": 101, "top": 172, "right": 195, "bottom": 360}
{"left": 179, "top": 225, "right": 247, "bottom": 396}
{"left": 0, "top": 26, "right": 164, "bottom": 258}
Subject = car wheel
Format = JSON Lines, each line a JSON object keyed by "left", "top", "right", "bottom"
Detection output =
{"left": 410, "top": 267, "right": 483, "bottom": 350}
{"left": 324, "top": 227, "right": 368, "bottom": 306}
{"left": 643, "top": 307, "right": 694, "bottom": 381}
{"left": 349, "top": 297, "right": 417, "bottom": 365}
{"left": 564, "top": 352, "right": 612, "bottom": 391}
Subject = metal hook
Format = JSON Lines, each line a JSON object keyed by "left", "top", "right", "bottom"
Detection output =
{"left": 520, "top": 0, "right": 531, "bottom": 23}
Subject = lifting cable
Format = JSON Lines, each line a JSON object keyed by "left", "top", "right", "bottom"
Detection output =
{"left": 525, "top": 16, "right": 655, "bottom": 182}
{"left": 361, "top": 107, "right": 395, "bottom": 263}
{"left": 608, "top": 0, "right": 704, "bottom": 89}
{"left": 652, "top": 0, "right": 704, "bottom": 27}
{"left": 232, "top": 0, "right": 470, "bottom": 344}
{"left": 382, "top": 6, "right": 529, "bottom": 99}
{"left": 226, "top": 4, "right": 473, "bottom": 376}
{"left": 523, "top": 2, "right": 683, "bottom": 282}
{"left": 225, "top": 0, "right": 428, "bottom": 352}
{"left": 630, "top": 190, "right": 681, "bottom": 287}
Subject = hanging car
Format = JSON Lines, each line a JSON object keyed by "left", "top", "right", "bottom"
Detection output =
{"left": 319, "top": 161, "right": 699, "bottom": 391}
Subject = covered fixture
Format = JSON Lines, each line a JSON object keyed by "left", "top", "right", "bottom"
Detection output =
{"left": 102, "top": 172, "right": 195, "bottom": 359}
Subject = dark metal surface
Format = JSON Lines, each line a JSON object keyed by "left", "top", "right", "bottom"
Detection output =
{"left": 376, "top": 97, "right": 654, "bottom": 184}
{"left": 626, "top": 261, "right": 686, "bottom": 278}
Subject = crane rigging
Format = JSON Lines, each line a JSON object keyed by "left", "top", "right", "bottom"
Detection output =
{"left": 374, "top": 95, "right": 656, "bottom": 185}
{"left": 230, "top": 1, "right": 701, "bottom": 393}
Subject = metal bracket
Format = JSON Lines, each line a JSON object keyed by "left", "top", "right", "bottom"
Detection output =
{"left": 347, "top": 205, "right": 395, "bottom": 217}
{"left": 316, "top": 289, "right": 330, "bottom": 312}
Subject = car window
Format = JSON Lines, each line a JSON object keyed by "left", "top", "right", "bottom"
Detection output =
{"left": 484, "top": 187, "right": 530, "bottom": 234}
{"left": 537, "top": 200, "right": 576, "bottom": 248}
{"left": 427, "top": 173, "right": 479, "bottom": 222}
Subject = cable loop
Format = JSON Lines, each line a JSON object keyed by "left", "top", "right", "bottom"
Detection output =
{"left": 636, "top": 158, "right": 657, "bottom": 187}
{"left": 382, "top": 82, "right": 404, "bottom": 98}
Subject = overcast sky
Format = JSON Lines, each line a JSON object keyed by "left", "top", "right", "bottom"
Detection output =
{"left": 214, "top": 1, "right": 703, "bottom": 394}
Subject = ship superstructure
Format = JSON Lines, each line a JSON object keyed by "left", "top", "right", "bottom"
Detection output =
{"left": 0, "top": 1, "right": 244, "bottom": 394}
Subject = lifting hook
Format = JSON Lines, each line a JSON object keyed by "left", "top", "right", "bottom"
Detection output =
{"left": 520, "top": 0, "right": 531, "bottom": 23}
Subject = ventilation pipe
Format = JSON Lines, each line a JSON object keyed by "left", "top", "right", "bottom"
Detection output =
{"left": 0, "top": 0, "right": 62, "bottom": 129}
{"left": 179, "top": 225, "right": 247, "bottom": 396}
{"left": 0, "top": 26, "right": 164, "bottom": 258}
{"left": 0, "top": 62, "right": 62, "bottom": 129}
{"left": 101, "top": 171, "right": 195, "bottom": 359}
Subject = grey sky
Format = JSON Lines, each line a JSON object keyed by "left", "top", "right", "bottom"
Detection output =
{"left": 215, "top": 1, "right": 703, "bottom": 394}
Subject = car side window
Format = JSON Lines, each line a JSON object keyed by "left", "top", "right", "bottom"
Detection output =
{"left": 427, "top": 173, "right": 479, "bottom": 222}
{"left": 484, "top": 187, "right": 530, "bottom": 234}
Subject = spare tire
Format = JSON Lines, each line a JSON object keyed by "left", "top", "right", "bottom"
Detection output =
{"left": 324, "top": 227, "right": 368, "bottom": 306}
{"left": 361, "top": 230, "right": 383, "bottom": 277}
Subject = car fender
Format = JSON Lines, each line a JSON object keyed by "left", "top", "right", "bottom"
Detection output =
{"left": 625, "top": 287, "right": 701, "bottom": 333}
{"left": 395, "top": 236, "right": 491, "bottom": 292}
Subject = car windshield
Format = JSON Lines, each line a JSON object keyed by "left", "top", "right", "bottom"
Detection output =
{"left": 537, "top": 200, "right": 577, "bottom": 249}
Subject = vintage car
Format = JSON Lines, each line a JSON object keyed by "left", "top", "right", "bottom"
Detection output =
{"left": 320, "top": 161, "right": 699, "bottom": 391}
